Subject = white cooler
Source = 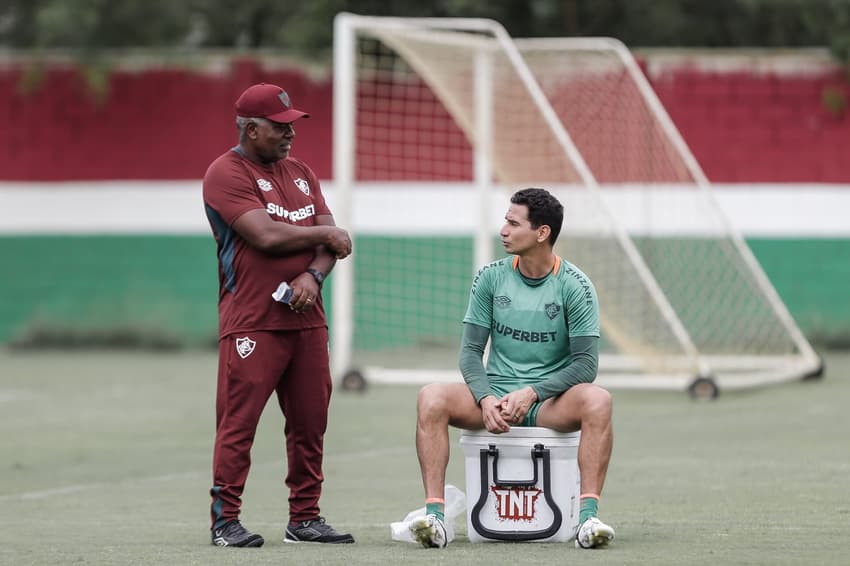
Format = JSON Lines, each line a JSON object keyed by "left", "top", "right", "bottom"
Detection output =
{"left": 459, "top": 427, "right": 581, "bottom": 543}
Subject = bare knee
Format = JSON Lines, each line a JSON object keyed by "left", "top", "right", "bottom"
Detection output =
{"left": 581, "top": 385, "right": 612, "bottom": 423}
{"left": 417, "top": 383, "right": 450, "bottom": 424}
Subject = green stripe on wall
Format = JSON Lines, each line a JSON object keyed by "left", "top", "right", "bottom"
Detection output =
{"left": 0, "top": 235, "right": 219, "bottom": 346}
{"left": 748, "top": 238, "right": 850, "bottom": 341}
{"left": 0, "top": 235, "right": 847, "bottom": 348}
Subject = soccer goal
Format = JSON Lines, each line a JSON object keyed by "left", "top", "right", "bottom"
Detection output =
{"left": 330, "top": 12, "right": 822, "bottom": 396}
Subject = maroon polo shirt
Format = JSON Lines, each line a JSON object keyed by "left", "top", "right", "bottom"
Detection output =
{"left": 202, "top": 150, "right": 332, "bottom": 338}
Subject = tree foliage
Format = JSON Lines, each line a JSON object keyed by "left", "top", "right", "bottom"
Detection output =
{"left": 1, "top": 0, "right": 849, "bottom": 61}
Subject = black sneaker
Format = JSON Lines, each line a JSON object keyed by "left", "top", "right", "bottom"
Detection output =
{"left": 284, "top": 516, "right": 355, "bottom": 544}
{"left": 211, "top": 520, "right": 264, "bottom": 547}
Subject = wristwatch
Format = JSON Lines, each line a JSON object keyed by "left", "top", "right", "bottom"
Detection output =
{"left": 306, "top": 267, "right": 325, "bottom": 287}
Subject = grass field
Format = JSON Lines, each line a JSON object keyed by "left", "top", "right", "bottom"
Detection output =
{"left": 1, "top": 350, "right": 849, "bottom": 566}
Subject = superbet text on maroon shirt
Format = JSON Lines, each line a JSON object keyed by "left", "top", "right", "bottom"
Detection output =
{"left": 203, "top": 150, "right": 332, "bottom": 338}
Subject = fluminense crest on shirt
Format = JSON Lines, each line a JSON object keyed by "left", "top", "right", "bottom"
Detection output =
{"left": 257, "top": 178, "right": 273, "bottom": 192}
{"left": 294, "top": 178, "right": 310, "bottom": 195}
{"left": 236, "top": 336, "right": 256, "bottom": 359}
{"left": 545, "top": 303, "right": 561, "bottom": 320}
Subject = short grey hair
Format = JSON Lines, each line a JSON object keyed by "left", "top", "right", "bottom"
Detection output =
{"left": 236, "top": 116, "right": 271, "bottom": 141}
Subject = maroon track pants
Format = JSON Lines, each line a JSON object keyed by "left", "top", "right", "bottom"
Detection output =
{"left": 210, "top": 327, "right": 332, "bottom": 528}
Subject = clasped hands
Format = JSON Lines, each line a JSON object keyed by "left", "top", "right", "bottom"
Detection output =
{"left": 480, "top": 386, "right": 538, "bottom": 434}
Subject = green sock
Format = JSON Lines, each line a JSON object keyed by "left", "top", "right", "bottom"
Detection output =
{"left": 579, "top": 497, "right": 598, "bottom": 524}
{"left": 426, "top": 502, "right": 445, "bottom": 521}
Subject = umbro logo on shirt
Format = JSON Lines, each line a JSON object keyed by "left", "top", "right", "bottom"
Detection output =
{"left": 257, "top": 179, "right": 273, "bottom": 192}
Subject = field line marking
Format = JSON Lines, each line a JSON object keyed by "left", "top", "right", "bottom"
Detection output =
{"left": 0, "top": 446, "right": 410, "bottom": 502}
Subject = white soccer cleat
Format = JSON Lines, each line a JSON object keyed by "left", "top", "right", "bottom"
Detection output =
{"left": 575, "top": 516, "right": 615, "bottom": 549}
{"left": 409, "top": 514, "right": 448, "bottom": 548}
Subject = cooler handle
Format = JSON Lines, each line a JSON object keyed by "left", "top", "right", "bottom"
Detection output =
{"left": 489, "top": 442, "right": 539, "bottom": 487}
{"left": 470, "top": 443, "right": 563, "bottom": 541}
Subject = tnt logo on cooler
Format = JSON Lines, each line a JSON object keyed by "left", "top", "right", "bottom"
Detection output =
{"left": 490, "top": 486, "right": 542, "bottom": 522}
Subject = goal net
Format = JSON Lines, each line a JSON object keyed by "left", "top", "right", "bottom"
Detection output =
{"left": 331, "top": 13, "right": 821, "bottom": 394}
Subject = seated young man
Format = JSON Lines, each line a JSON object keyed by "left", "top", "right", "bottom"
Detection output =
{"left": 409, "top": 188, "right": 615, "bottom": 550}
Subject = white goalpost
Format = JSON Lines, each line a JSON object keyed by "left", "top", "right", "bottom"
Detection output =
{"left": 331, "top": 13, "right": 822, "bottom": 396}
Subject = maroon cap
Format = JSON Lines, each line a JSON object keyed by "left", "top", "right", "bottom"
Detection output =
{"left": 235, "top": 83, "right": 309, "bottom": 123}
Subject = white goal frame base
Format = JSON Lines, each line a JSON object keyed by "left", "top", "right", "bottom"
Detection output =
{"left": 355, "top": 353, "right": 822, "bottom": 396}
